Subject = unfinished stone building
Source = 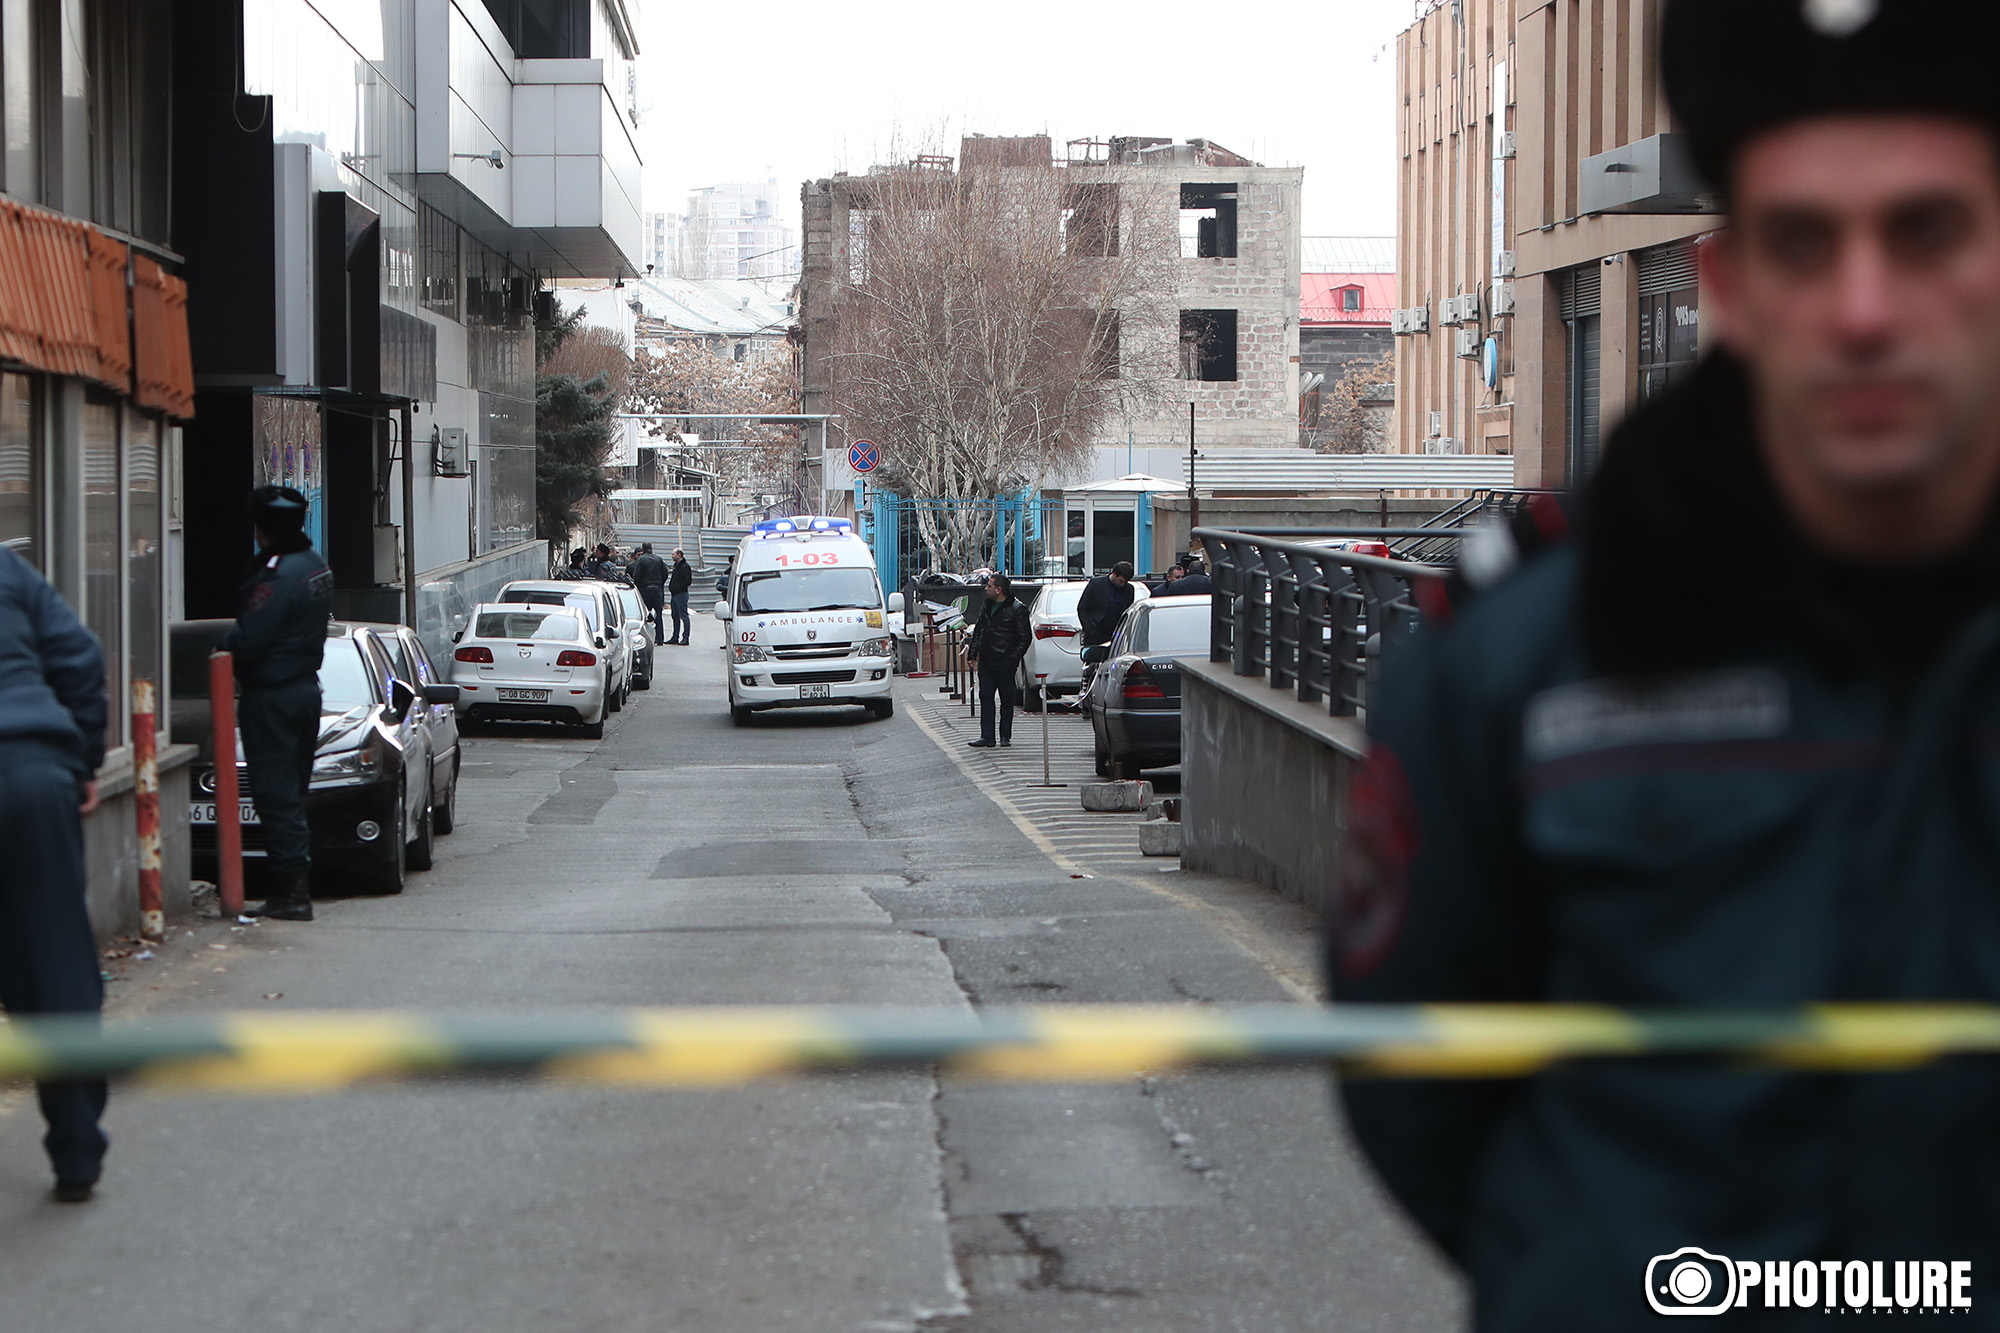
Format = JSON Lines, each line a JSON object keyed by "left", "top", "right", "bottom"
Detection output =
{"left": 799, "top": 136, "right": 1303, "bottom": 509}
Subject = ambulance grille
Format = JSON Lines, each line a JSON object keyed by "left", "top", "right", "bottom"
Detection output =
{"left": 770, "top": 669, "right": 858, "bottom": 685}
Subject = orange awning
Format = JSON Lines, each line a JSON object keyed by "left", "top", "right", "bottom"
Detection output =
{"left": 132, "top": 256, "right": 194, "bottom": 420}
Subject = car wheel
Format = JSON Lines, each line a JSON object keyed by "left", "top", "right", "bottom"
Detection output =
{"left": 634, "top": 668, "right": 651, "bottom": 690}
{"left": 867, "top": 698, "right": 894, "bottom": 720}
{"left": 408, "top": 783, "right": 435, "bottom": 872}
{"left": 731, "top": 704, "right": 754, "bottom": 726}
{"left": 1021, "top": 682, "right": 1045, "bottom": 713}
{"left": 372, "top": 787, "right": 407, "bottom": 895}
{"left": 608, "top": 678, "right": 624, "bottom": 713}
{"left": 579, "top": 711, "right": 606, "bottom": 740}
{"left": 434, "top": 759, "right": 457, "bottom": 835}
{"left": 1094, "top": 739, "right": 1111, "bottom": 779}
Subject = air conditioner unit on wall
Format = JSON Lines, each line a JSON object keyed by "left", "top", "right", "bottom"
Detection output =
{"left": 435, "top": 426, "right": 470, "bottom": 477}
{"left": 1490, "top": 282, "right": 1516, "bottom": 317}
{"left": 1422, "top": 436, "right": 1463, "bottom": 456}
{"left": 1392, "top": 305, "right": 1430, "bottom": 335}
{"left": 1457, "top": 289, "right": 1481, "bottom": 323}
{"left": 1455, "top": 326, "right": 1483, "bottom": 359}
{"left": 1428, "top": 411, "right": 1445, "bottom": 437}
{"left": 1496, "top": 131, "right": 1518, "bottom": 160}
{"left": 1494, "top": 249, "right": 1517, "bottom": 278}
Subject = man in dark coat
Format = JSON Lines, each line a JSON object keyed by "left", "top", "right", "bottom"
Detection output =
{"left": 667, "top": 548, "right": 694, "bottom": 645}
{"left": 1164, "top": 557, "right": 1212, "bottom": 597}
{"left": 225, "top": 486, "right": 333, "bottom": 922}
{"left": 963, "top": 573, "right": 1030, "bottom": 748}
{"left": 1332, "top": 3, "right": 2000, "bottom": 1327}
{"left": 0, "top": 545, "right": 109, "bottom": 1201}
{"left": 628, "top": 543, "right": 668, "bottom": 644}
{"left": 1076, "top": 561, "right": 1135, "bottom": 648}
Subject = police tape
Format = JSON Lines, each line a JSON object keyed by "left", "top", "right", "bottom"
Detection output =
{"left": 4, "top": 1003, "right": 2000, "bottom": 1092}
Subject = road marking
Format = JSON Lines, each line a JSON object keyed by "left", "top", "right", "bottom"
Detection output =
{"left": 905, "top": 698, "right": 1318, "bottom": 1001}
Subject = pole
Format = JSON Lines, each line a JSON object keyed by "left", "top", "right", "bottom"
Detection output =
{"left": 133, "top": 680, "right": 162, "bottom": 940}
{"left": 1030, "top": 674, "right": 1065, "bottom": 788}
{"left": 209, "top": 651, "right": 244, "bottom": 918}
{"left": 400, "top": 404, "right": 416, "bottom": 628}
{"left": 1187, "top": 402, "right": 1200, "bottom": 536}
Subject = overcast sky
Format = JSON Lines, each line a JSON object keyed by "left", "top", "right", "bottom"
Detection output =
{"left": 632, "top": 0, "right": 1413, "bottom": 245}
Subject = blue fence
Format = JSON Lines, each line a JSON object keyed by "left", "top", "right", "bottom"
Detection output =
{"left": 866, "top": 493, "right": 1065, "bottom": 592}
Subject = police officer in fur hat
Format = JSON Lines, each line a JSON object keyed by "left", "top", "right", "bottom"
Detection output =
{"left": 224, "top": 486, "right": 333, "bottom": 922}
{"left": 1333, "top": 2, "right": 2000, "bottom": 1326}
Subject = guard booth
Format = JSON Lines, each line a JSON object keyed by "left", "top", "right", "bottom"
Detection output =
{"left": 1058, "top": 475, "right": 1176, "bottom": 578}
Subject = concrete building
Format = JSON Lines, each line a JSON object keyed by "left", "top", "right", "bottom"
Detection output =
{"left": 677, "top": 181, "right": 797, "bottom": 280}
{"left": 1299, "top": 236, "right": 1396, "bottom": 451}
{"left": 642, "top": 209, "right": 683, "bottom": 277}
{"left": 800, "top": 135, "right": 1303, "bottom": 514}
{"left": 174, "top": 0, "right": 645, "bottom": 665}
{"left": 1391, "top": 0, "right": 1714, "bottom": 484}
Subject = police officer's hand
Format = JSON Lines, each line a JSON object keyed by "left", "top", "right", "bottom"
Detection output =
{"left": 78, "top": 780, "right": 99, "bottom": 816}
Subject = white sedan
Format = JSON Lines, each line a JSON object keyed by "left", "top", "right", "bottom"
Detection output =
{"left": 1018, "top": 579, "right": 1148, "bottom": 711}
{"left": 448, "top": 602, "right": 611, "bottom": 738}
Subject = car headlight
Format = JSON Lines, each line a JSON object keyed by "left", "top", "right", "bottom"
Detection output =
{"left": 311, "top": 737, "right": 384, "bottom": 787}
{"left": 858, "top": 636, "right": 893, "bottom": 658}
{"left": 732, "top": 643, "right": 769, "bottom": 663}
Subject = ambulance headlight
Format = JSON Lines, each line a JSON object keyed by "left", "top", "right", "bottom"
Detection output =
{"left": 731, "top": 643, "right": 770, "bottom": 664}
{"left": 859, "top": 636, "right": 893, "bottom": 658}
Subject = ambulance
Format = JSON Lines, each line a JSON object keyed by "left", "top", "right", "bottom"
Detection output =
{"left": 714, "top": 516, "right": 904, "bottom": 725}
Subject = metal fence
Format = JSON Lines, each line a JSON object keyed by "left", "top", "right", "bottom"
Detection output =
{"left": 1196, "top": 527, "right": 1447, "bottom": 717}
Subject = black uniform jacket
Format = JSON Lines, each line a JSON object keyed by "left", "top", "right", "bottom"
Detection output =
{"left": 1331, "top": 354, "right": 2000, "bottom": 1330}
{"left": 969, "top": 597, "right": 1031, "bottom": 662}
{"left": 221, "top": 534, "right": 334, "bottom": 688}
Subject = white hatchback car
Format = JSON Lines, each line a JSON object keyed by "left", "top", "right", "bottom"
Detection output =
{"left": 497, "top": 580, "right": 632, "bottom": 712}
{"left": 1017, "top": 579, "right": 1148, "bottom": 711}
{"left": 449, "top": 602, "right": 611, "bottom": 738}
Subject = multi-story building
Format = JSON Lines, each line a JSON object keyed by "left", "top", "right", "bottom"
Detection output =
{"left": 642, "top": 209, "right": 682, "bottom": 277}
{"left": 678, "top": 181, "right": 796, "bottom": 280}
{"left": 173, "top": 0, "right": 644, "bottom": 663}
{"left": 1300, "top": 236, "right": 1396, "bottom": 449}
{"left": 0, "top": 0, "right": 197, "bottom": 932}
{"left": 1391, "top": 0, "right": 1714, "bottom": 484}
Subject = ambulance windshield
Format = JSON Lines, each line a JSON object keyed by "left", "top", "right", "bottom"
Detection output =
{"left": 738, "top": 567, "right": 882, "bottom": 613}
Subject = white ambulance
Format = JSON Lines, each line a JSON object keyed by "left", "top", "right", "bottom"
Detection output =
{"left": 714, "top": 516, "right": 904, "bottom": 725}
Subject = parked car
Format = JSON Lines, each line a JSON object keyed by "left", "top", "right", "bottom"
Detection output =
{"left": 371, "top": 622, "right": 464, "bottom": 835}
{"left": 497, "top": 580, "right": 632, "bottom": 712}
{"left": 1081, "top": 594, "right": 1212, "bottom": 777}
{"left": 613, "top": 584, "right": 655, "bottom": 689}
{"left": 449, "top": 601, "right": 611, "bottom": 738}
{"left": 1016, "top": 579, "right": 1149, "bottom": 711}
{"left": 176, "top": 620, "right": 457, "bottom": 895}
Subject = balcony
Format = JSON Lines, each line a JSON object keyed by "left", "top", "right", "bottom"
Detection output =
{"left": 414, "top": 0, "right": 642, "bottom": 279}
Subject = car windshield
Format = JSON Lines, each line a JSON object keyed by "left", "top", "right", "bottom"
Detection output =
{"left": 738, "top": 568, "right": 882, "bottom": 613}
{"left": 1134, "top": 604, "right": 1210, "bottom": 656}
{"left": 1041, "top": 585, "right": 1083, "bottom": 618}
{"left": 503, "top": 589, "right": 601, "bottom": 631}
{"left": 475, "top": 610, "right": 582, "bottom": 641}
{"left": 318, "top": 639, "right": 377, "bottom": 711}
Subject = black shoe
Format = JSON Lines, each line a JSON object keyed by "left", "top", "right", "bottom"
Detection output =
{"left": 967, "top": 739, "right": 996, "bottom": 748}
{"left": 52, "top": 1177, "right": 96, "bottom": 1204}
{"left": 248, "top": 871, "right": 314, "bottom": 922}
{"left": 1000, "top": 739, "right": 1012, "bottom": 747}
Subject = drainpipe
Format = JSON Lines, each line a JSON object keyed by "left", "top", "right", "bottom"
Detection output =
{"left": 401, "top": 403, "right": 416, "bottom": 627}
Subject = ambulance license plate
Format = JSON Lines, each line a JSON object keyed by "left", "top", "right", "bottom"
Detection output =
{"left": 798, "top": 684, "right": 831, "bottom": 700}
{"left": 497, "top": 688, "right": 549, "bottom": 702}
{"left": 191, "top": 801, "right": 260, "bottom": 826}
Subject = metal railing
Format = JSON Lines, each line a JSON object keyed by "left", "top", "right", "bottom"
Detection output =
{"left": 1196, "top": 527, "right": 1447, "bottom": 718}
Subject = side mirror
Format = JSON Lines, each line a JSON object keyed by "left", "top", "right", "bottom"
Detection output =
{"left": 887, "top": 592, "right": 905, "bottom": 614}
{"left": 423, "top": 683, "right": 460, "bottom": 705}
{"left": 713, "top": 600, "right": 732, "bottom": 621}
{"left": 451, "top": 629, "right": 463, "bottom": 643}
{"left": 1080, "top": 644, "right": 1109, "bottom": 665}
{"left": 594, "top": 636, "right": 607, "bottom": 650}
{"left": 388, "top": 678, "right": 417, "bottom": 719}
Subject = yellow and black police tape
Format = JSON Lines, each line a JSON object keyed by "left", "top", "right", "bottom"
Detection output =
{"left": 4, "top": 1004, "right": 2000, "bottom": 1093}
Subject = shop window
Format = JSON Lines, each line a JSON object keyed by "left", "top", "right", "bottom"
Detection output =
{"left": 1179, "top": 184, "right": 1238, "bottom": 259}
{"left": 1638, "top": 286, "right": 1701, "bottom": 404}
{"left": 0, "top": 373, "right": 40, "bottom": 568}
{"left": 82, "top": 397, "right": 121, "bottom": 749}
{"left": 1180, "top": 309, "right": 1239, "bottom": 382}
{"left": 127, "top": 409, "right": 161, "bottom": 702}
{"left": 1062, "top": 184, "right": 1120, "bottom": 257}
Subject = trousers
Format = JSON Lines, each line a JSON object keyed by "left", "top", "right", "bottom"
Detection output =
{"left": 669, "top": 592, "right": 691, "bottom": 644}
{"left": 239, "top": 679, "right": 320, "bottom": 875}
{"left": 0, "top": 754, "right": 106, "bottom": 1184}
{"left": 977, "top": 655, "right": 1021, "bottom": 743}
{"left": 639, "top": 585, "right": 666, "bottom": 643}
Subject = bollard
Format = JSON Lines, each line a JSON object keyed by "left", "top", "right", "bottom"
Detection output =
{"left": 1031, "top": 673, "right": 1065, "bottom": 788}
{"left": 209, "top": 651, "right": 244, "bottom": 918}
{"left": 133, "top": 680, "right": 163, "bottom": 940}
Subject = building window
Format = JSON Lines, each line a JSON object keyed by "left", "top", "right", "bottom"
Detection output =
{"left": 0, "top": 373, "right": 40, "bottom": 569}
{"left": 1180, "top": 309, "right": 1239, "bottom": 382}
{"left": 1179, "top": 183, "right": 1238, "bottom": 259}
{"left": 2, "top": 0, "right": 40, "bottom": 203}
{"left": 1092, "top": 312, "right": 1120, "bottom": 380}
{"left": 82, "top": 396, "right": 122, "bottom": 749}
{"left": 1342, "top": 287, "right": 1361, "bottom": 312}
{"left": 1062, "top": 184, "right": 1120, "bottom": 257}
{"left": 1637, "top": 242, "right": 1702, "bottom": 406}
{"left": 420, "top": 203, "right": 460, "bottom": 320}
{"left": 126, "top": 408, "right": 161, "bottom": 700}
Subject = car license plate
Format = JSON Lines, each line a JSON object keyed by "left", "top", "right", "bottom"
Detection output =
{"left": 191, "top": 801, "right": 260, "bottom": 826}
{"left": 798, "top": 683, "right": 831, "bottom": 700}
{"left": 497, "top": 688, "right": 549, "bottom": 702}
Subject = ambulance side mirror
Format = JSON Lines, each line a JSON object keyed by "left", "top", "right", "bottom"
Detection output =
{"left": 887, "top": 593, "right": 905, "bottom": 614}
{"left": 714, "top": 601, "right": 732, "bottom": 621}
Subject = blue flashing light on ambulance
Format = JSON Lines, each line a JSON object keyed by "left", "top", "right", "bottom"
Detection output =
{"left": 714, "top": 516, "right": 904, "bottom": 726}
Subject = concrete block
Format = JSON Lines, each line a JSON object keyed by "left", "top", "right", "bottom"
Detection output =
{"left": 1138, "top": 819, "right": 1182, "bottom": 857}
{"left": 1081, "top": 780, "right": 1153, "bottom": 812}
{"left": 1144, "top": 797, "right": 1183, "bottom": 823}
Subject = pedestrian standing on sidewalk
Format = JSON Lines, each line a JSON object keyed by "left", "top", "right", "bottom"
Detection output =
{"left": 1077, "top": 561, "right": 1136, "bottom": 650}
{"left": 0, "top": 544, "right": 109, "bottom": 1202}
{"left": 667, "top": 548, "right": 694, "bottom": 645}
{"left": 629, "top": 543, "right": 668, "bottom": 644}
{"left": 226, "top": 487, "right": 334, "bottom": 923}
{"left": 963, "top": 573, "right": 1030, "bottom": 749}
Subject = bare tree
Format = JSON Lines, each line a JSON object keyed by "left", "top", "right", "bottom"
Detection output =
{"left": 627, "top": 338, "right": 804, "bottom": 518}
{"left": 1305, "top": 353, "right": 1395, "bottom": 455}
{"left": 824, "top": 146, "right": 1180, "bottom": 570}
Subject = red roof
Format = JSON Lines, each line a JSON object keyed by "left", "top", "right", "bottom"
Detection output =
{"left": 1301, "top": 272, "right": 1396, "bottom": 326}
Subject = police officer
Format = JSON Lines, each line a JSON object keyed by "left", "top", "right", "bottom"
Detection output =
{"left": 0, "top": 543, "right": 109, "bottom": 1201}
{"left": 225, "top": 486, "right": 333, "bottom": 922}
{"left": 1333, "top": 3, "right": 2000, "bottom": 1326}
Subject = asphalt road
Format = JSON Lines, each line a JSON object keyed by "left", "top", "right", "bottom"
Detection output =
{"left": 0, "top": 621, "right": 1464, "bottom": 1332}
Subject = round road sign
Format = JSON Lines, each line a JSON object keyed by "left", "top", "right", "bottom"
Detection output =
{"left": 849, "top": 440, "right": 880, "bottom": 474}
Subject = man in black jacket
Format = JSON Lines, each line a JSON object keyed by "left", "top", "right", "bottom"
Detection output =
{"left": 667, "top": 548, "right": 694, "bottom": 645}
{"left": 1333, "top": 4, "right": 2000, "bottom": 1327}
{"left": 628, "top": 543, "right": 667, "bottom": 644}
{"left": 0, "top": 545, "right": 109, "bottom": 1201}
{"left": 226, "top": 487, "right": 334, "bottom": 923}
{"left": 1164, "top": 558, "right": 1212, "bottom": 597}
{"left": 1076, "top": 561, "right": 1135, "bottom": 648}
{"left": 964, "top": 573, "right": 1030, "bottom": 748}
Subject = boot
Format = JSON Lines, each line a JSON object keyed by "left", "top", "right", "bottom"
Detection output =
{"left": 248, "top": 870, "right": 314, "bottom": 921}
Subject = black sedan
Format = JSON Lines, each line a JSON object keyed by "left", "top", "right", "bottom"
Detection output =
{"left": 174, "top": 620, "right": 459, "bottom": 895}
{"left": 1081, "top": 594, "right": 1211, "bottom": 778}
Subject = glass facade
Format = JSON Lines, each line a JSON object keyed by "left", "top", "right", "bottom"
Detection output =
{"left": 81, "top": 396, "right": 121, "bottom": 748}
{"left": 127, "top": 409, "right": 161, "bottom": 696}
{"left": 0, "top": 373, "right": 39, "bottom": 566}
